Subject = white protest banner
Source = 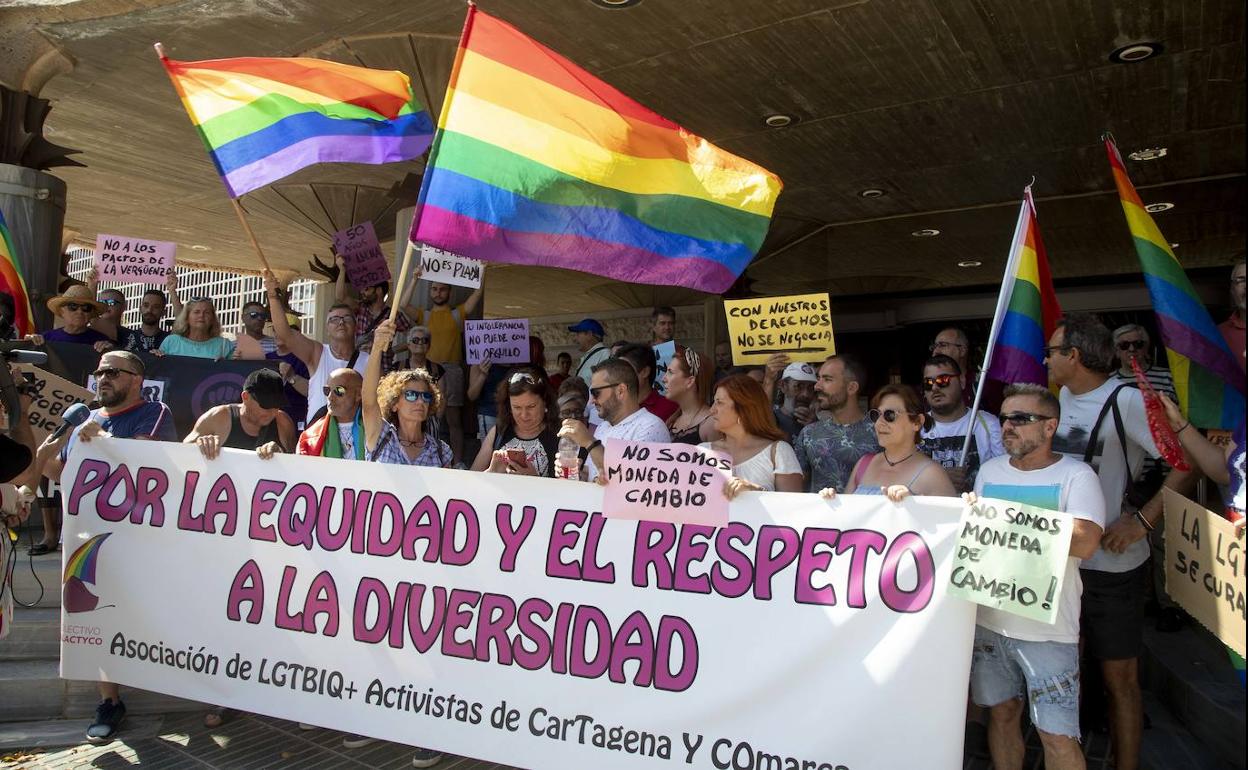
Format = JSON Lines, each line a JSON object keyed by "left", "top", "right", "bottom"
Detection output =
{"left": 61, "top": 441, "right": 975, "bottom": 770}
{"left": 653, "top": 341, "right": 675, "bottom": 396}
{"left": 947, "top": 498, "right": 1074, "bottom": 624}
{"left": 1163, "top": 489, "right": 1245, "bottom": 656}
{"left": 465, "top": 319, "right": 529, "bottom": 365}
{"left": 724, "top": 293, "right": 835, "bottom": 366}
{"left": 418, "top": 243, "right": 483, "bottom": 289}
{"left": 93, "top": 234, "right": 176, "bottom": 284}
{"left": 333, "top": 222, "right": 390, "bottom": 290}
{"left": 602, "top": 440, "right": 731, "bottom": 527}
{"left": 13, "top": 363, "right": 94, "bottom": 443}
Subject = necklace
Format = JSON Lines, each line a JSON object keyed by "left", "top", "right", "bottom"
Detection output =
{"left": 675, "top": 406, "right": 708, "bottom": 432}
{"left": 882, "top": 448, "right": 917, "bottom": 467}
{"left": 398, "top": 435, "right": 425, "bottom": 447}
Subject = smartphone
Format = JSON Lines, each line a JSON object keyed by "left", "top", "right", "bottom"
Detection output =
{"left": 506, "top": 448, "right": 529, "bottom": 466}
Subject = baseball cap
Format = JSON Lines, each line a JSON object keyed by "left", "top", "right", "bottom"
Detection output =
{"left": 782, "top": 362, "right": 817, "bottom": 382}
{"left": 243, "top": 368, "right": 288, "bottom": 410}
{"left": 567, "top": 318, "right": 605, "bottom": 337}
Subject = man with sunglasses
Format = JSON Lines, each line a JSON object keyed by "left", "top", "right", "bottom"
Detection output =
{"left": 1110, "top": 324, "right": 1174, "bottom": 401}
{"left": 560, "top": 357, "right": 669, "bottom": 481}
{"left": 25, "top": 349, "right": 175, "bottom": 743}
{"left": 970, "top": 383, "right": 1105, "bottom": 770}
{"left": 29, "top": 285, "right": 111, "bottom": 347}
{"left": 919, "top": 354, "right": 1003, "bottom": 492}
{"left": 1046, "top": 313, "right": 1182, "bottom": 770}
{"left": 238, "top": 300, "right": 278, "bottom": 356}
{"left": 930, "top": 326, "right": 978, "bottom": 406}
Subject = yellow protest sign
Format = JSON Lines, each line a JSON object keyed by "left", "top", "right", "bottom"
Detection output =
{"left": 1163, "top": 489, "right": 1245, "bottom": 657}
{"left": 723, "top": 292, "right": 835, "bottom": 366}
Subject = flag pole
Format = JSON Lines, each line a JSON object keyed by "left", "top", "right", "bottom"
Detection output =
{"left": 389, "top": 1, "right": 477, "bottom": 323}
{"left": 155, "top": 42, "right": 272, "bottom": 274}
{"left": 957, "top": 185, "right": 1032, "bottom": 466}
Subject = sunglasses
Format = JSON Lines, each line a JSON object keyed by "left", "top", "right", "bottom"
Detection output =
{"left": 402, "top": 389, "right": 434, "bottom": 403}
{"left": 98, "top": 298, "right": 123, "bottom": 307}
{"left": 510, "top": 372, "right": 541, "bottom": 386}
{"left": 868, "top": 408, "right": 915, "bottom": 423}
{"left": 93, "top": 367, "right": 139, "bottom": 379}
{"left": 1116, "top": 340, "right": 1147, "bottom": 351}
{"left": 63, "top": 302, "right": 94, "bottom": 313}
{"left": 589, "top": 383, "right": 621, "bottom": 399}
{"left": 999, "top": 412, "right": 1056, "bottom": 426}
{"left": 323, "top": 385, "right": 348, "bottom": 397}
{"left": 409, "top": 335, "right": 431, "bottom": 344}
{"left": 246, "top": 311, "right": 269, "bottom": 320}
{"left": 922, "top": 374, "right": 956, "bottom": 391}
{"left": 188, "top": 297, "right": 213, "bottom": 304}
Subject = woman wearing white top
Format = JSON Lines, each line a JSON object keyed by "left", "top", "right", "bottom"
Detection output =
{"left": 700, "top": 374, "right": 803, "bottom": 498}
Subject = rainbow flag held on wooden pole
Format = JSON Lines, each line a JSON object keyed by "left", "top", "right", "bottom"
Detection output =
{"left": 159, "top": 51, "right": 434, "bottom": 198}
{"left": 0, "top": 208, "right": 36, "bottom": 337}
{"left": 409, "top": 6, "right": 783, "bottom": 294}
{"left": 1105, "top": 136, "right": 1244, "bottom": 429}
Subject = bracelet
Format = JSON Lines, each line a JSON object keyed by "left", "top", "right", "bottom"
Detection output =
{"left": 586, "top": 440, "right": 602, "bottom": 453}
{"left": 1176, "top": 421, "right": 1191, "bottom": 434}
{"left": 1134, "top": 510, "right": 1156, "bottom": 532}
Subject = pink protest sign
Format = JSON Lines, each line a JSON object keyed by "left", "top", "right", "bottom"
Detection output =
{"left": 602, "top": 440, "right": 732, "bottom": 527}
{"left": 464, "top": 318, "right": 529, "bottom": 365}
{"left": 94, "top": 234, "right": 176, "bottom": 284}
{"left": 332, "top": 221, "right": 390, "bottom": 290}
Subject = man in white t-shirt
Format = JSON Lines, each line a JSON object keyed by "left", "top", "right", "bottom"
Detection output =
{"left": 559, "top": 357, "right": 670, "bottom": 481}
{"left": 972, "top": 383, "right": 1105, "bottom": 770}
{"left": 920, "top": 354, "right": 1003, "bottom": 492}
{"left": 1045, "top": 313, "right": 1177, "bottom": 770}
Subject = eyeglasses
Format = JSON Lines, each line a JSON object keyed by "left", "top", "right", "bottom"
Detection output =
{"left": 999, "top": 412, "right": 1056, "bottom": 426}
{"left": 402, "top": 389, "right": 434, "bottom": 403}
{"left": 63, "top": 302, "right": 94, "bottom": 313}
{"left": 1116, "top": 340, "right": 1147, "bottom": 351}
{"left": 326, "top": 315, "right": 353, "bottom": 326}
{"left": 246, "top": 311, "right": 269, "bottom": 320}
{"left": 930, "top": 341, "right": 966, "bottom": 352}
{"left": 323, "top": 385, "right": 348, "bottom": 397}
{"left": 558, "top": 408, "right": 584, "bottom": 420}
{"left": 868, "top": 408, "right": 915, "bottom": 423}
{"left": 409, "top": 335, "right": 431, "bottom": 345}
{"left": 92, "top": 367, "right": 139, "bottom": 379}
{"left": 589, "top": 383, "right": 621, "bottom": 399}
{"left": 98, "top": 298, "right": 123, "bottom": 307}
{"left": 510, "top": 372, "right": 540, "bottom": 386}
{"left": 922, "top": 374, "right": 956, "bottom": 391}
{"left": 1042, "top": 345, "right": 1073, "bottom": 357}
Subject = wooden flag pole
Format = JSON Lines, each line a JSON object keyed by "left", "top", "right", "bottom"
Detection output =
{"left": 388, "top": 239, "right": 416, "bottom": 323}
{"left": 229, "top": 198, "right": 273, "bottom": 273}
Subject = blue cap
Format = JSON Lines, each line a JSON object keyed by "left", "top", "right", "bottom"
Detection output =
{"left": 567, "top": 318, "right": 605, "bottom": 337}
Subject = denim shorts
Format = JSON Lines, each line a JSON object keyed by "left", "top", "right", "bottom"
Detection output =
{"left": 971, "top": 626, "right": 1081, "bottom": 739}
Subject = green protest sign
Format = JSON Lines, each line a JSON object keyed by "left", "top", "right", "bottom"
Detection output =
{"left": 948, "top": 498, "right": 1073, "bottom": 624}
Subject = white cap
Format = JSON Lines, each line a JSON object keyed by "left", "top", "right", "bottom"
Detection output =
{"left": 782, "top": 362, "right": 817, "bottom": 382}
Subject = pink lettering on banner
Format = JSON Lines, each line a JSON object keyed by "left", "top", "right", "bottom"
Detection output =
{"left": 603, "top": 440, "right": 732, "bottom": 527}
{"left": 94, "top": 234, "right": 176, "bottom": 285}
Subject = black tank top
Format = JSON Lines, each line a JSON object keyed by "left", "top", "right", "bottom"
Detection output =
{"left": 223, "top": 404, "right": 279, "bottom": 450}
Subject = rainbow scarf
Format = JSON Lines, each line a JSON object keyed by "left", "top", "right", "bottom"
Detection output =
{"left": 1105, "top": 137, "right": 1244, "bottom": 429}
{"left": 160, "top": 54, "right": 434, "bottom": 197}
{"left": 0, "top": 209, "right": 35, "bottom": 337}
{"left": 985, "top": 188, "right": 1061, "bottom": 386}
{"left": 410, "top": 7, "right": 783, "bottom": 294}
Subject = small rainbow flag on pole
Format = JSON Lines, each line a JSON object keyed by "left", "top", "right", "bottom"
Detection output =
{"left": 985, "top": 186, "right": 1061, "bottom": 387}
{"left": 1105, "top": 136, "right": 1245, "bottom": 429}
{"left": 409, "top": 7, "right": 783, "bottom": 294}
{"left": 159, "top": 52, "right": 434, "bottom": 198}
{"left": 0, "top": 208, "right": 36, "bottom": 337}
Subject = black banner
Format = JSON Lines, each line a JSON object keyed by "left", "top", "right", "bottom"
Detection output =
{"left": 35, "top": 341, "right": 278, "bottom": 438}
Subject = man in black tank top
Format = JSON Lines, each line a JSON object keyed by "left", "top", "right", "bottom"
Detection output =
{"left": 184, "top": 368, "right": 295, "bottom": 459}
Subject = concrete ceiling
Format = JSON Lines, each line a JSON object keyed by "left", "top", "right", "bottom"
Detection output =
{"left": 1, "top": 0, "right": 1243, "bottom": 315}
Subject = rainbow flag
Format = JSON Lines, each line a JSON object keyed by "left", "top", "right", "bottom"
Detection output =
{"left": 160, "top": 53, "right": 434, "bottom": 197}
{"left": 1105, "top": 137, "right": 1244, "bottom": 429}
{"left": 985, "top": 188, "right": 1061, "bottom": 387}
{"left": 409, "top": 7, "right": 783, "bottom": 294}
{"left": 0, "top": 208, "right": 36, "bottom": 337}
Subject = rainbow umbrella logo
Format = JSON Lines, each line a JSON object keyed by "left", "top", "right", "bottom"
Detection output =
{"left": 63, "top": 533, "right": 114, "bottom": 613}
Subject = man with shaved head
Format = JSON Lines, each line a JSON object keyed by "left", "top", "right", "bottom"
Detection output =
{"left": 296, "top": 368, "right": 366, "bottom": 459}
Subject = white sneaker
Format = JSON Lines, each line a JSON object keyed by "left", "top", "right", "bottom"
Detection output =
{"left": 297, "top": 722, "right": 317, "bottom": 731}
{"left": 342, "top": 733, "right": 377, "bottom": 748}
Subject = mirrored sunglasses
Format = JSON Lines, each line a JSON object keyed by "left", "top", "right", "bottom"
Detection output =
{"left": 922, "top": 374, "right": 956, "bottom": 391}
{"left": 322, "top": 385, "right": 348, "bottom": 397}
{"left": 403, "top": 390, "right": 434, "bottom": 403}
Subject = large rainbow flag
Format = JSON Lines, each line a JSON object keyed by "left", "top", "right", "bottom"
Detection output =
{"left": 409, "top": 7, "right": 783, "bottom": 294}
{"left": 1105, "top": 137, "right": 1244, "bottom": 429}
{"left": 160, "top": 53, "right": 434, "bottom": 198}
{"left": 985, "top": 188, "right": 1061, "bottom": 387}
{"left": 0, "top": 208, "right": 36, "bottom": 337}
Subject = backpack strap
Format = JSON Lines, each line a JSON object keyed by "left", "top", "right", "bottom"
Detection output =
{"left": 1082, "top": 383, "right": 1139, "bottom": 503}
{"left": 347, "top": 349, "right": 361, "bottom": 370}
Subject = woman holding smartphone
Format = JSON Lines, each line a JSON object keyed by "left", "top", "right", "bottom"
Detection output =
{"left": 472, "top": 366, "right": 561, "bottom": 477}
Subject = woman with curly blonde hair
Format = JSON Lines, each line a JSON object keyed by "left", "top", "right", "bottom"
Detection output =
{"left": 360, "top": 319, "right": 450, "bottom": 467}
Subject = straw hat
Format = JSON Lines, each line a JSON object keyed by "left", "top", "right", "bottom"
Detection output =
{"left": 46, "top": 284, "right": 105, "bottom": 316}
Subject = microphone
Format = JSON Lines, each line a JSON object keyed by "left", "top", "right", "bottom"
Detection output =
{"left": 2, "top": 349, "right": 48, "bottom": 365}
{"left": 48, "top": 402, "right": 91, "bottom": 442}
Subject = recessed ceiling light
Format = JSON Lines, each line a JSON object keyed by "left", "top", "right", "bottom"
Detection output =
{"left": 1127, "top": 147, "right": 1168, "bottom": 161}
{"left": 1169, "top": 243, "right": 1180, "bottom": 249}
{"left": 589, "top": 0, "right": 641, "bottom": 8}
{"left": 503, "top": 304, "right": 524, "bottom": 309}
{"left": 1109, "top": 41, "right": 1163, "bottom": 64}
{"left": 763, "top": 114, "right": 793, "bottom": 128}
{"left": 1144, "top": 202, "right": 1174, "bottom": 213}
{"left": 911, "top": 228, "right": 941, "bottom": 237}
{"left": 858, "top": 188, "right": 886, "bottom": 199}
{"left": 957, "top": 260, "right": 982, "bottom": 268}
{"left": 190, "top": 244, "right": 210, "bottom": 251}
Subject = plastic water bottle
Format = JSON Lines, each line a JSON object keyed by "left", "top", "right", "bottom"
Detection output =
{"left": 556, "top": 436, "right": 580, "bottom": 480}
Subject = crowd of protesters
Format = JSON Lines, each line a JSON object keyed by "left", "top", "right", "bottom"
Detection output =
{"left": 0, "top": 256, "right": 1243, "bottom": 770}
